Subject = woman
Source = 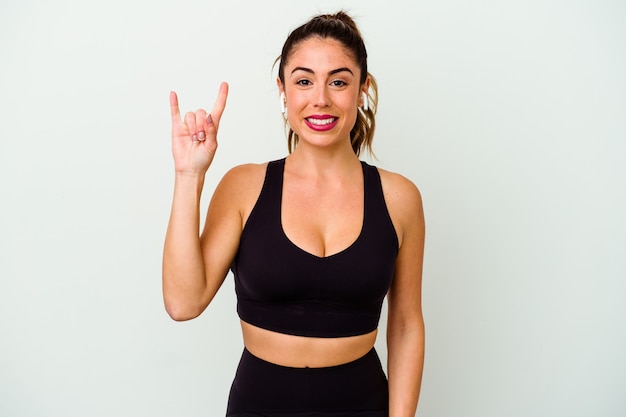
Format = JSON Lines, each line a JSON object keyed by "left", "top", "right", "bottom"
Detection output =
{"left": 163, "top": 11, "right": 425, "bottom": 417}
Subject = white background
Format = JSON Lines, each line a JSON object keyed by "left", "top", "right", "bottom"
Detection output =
{"left": 1, "top": 0, "right": 624, "bottom": 416}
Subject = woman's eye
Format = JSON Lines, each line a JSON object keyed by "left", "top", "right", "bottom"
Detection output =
{"left": 330, "top": 80, "right": 347, "bottom": 87}
{"left": 296, "top": 79, "right": 311, "bottom": 86}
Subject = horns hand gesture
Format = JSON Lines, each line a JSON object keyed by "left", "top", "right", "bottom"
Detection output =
{"left": 169, "top": 82, "right": 229, "bottom": 175}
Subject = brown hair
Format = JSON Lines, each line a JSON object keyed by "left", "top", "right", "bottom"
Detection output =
{"left": 276, "top": 11, "right": 378, "bottom": 156}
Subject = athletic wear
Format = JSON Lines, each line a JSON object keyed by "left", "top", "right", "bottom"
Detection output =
{"left": 231, "top": 158, "right": 398, "bottom": 338}
{"left": 226, "top": 348, "right": 389, "bottom": 416}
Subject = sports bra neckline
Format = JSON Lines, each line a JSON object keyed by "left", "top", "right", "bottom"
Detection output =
{"left": 276, "top": 158, "right": 368, "bottom": 260}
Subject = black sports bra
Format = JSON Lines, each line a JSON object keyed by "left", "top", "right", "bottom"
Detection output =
{"left": 231, "top": 159, "right": 398, "bottom": 338}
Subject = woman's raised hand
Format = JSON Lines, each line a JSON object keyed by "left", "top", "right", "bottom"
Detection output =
{"left": 169, "top": 82, "right": 229, "bottom": 175}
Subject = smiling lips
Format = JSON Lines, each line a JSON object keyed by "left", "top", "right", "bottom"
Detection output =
{"left": 305, "top": 115, "right": 338, "bottom": 131}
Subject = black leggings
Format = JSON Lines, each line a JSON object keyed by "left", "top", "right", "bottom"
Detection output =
{"left": 226, "top": 347, "right": 389, "bottom": 416}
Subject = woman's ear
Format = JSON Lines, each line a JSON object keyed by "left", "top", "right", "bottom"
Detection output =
{"left": 360, "top": 76, "right": 371, "bottom": 110}
{"left": 276, "top": 77, "right": 284, "bottom": 95}
{"left": 277, "top": 78, "right": 287, "bottom": 115}
{"left": 361, "top": 75, "right": 371, "bottom": 96}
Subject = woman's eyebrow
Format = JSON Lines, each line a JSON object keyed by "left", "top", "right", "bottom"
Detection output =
{"left": 290, "top": 67, "right": 354, "bottom": 76}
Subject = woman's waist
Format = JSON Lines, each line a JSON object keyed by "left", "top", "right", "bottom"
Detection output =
{"left": 240, "top": 319, "right": 378, "bottom": 368}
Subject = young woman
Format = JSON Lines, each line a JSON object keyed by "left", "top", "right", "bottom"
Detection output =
{"left": 163, "top": 11, "right": 425, "bottom": 417}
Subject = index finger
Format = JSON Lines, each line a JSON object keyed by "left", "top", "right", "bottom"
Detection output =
{"left": 209, "top": 82, "right": 229, "bottom": 125}
{"left": 169, "top": 91, "right": 181, "bottom": 122}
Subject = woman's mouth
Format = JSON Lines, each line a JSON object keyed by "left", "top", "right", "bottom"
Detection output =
{"left": 305, "top": 116, "right": 338, "bottom": 131}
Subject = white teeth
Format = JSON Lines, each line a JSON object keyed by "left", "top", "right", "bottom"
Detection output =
{"left": 307, "top": 118, "right": 336, "bottom": 125}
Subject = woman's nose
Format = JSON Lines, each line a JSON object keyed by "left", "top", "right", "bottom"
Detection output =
{"left": 313, "top": 86, "right": 330, "bottom": 107}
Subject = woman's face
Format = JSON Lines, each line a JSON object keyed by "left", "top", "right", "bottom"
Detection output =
{"left": 279, "top": 37, "right": 368, "bottom": 151}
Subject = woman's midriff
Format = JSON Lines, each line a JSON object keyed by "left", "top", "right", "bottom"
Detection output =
{"left": 240, "top": 320, "right": 378, "bottom": 368}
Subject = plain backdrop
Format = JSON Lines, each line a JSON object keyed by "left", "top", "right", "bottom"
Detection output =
{"left": 1, "top": 0, "right": 625, "bottom": 416}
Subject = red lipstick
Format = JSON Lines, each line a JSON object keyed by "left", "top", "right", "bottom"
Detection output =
{"left": 304, "top": 114, "right": 338, "bottom": 131}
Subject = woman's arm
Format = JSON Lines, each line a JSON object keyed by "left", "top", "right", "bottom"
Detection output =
{"left": 382, "top": 171, "right": 426, "bottom": 417}
{"left": 163, "top": 168, "right": 246, "bottom": 321}
{"left": 162, "top": 84, "right": 240, "bottom": 321}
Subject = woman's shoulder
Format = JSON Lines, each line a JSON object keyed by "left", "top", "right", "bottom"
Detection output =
{"left": 375, "top": 167, "right": 423, "bottom": 207}
{"left": 216, "top": 162, "right": 269, "bottom": 197}
{"left": 222, "top": 161, "right": 268, "bottom": 181}
{"left": 375, "top": 167, "right": 424, "bottom": 243}
{"left": 211, "top": 161, "right": 272, "bottom": 217}
{"left": 220, "top": 157, "right": 287, "bottom": 188}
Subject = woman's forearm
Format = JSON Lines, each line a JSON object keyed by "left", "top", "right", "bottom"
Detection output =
{"left": 387, "top": 321, "right": 425, "bottom": 417}
{"left": 162, "top": 173, "right": 208, "bottom": 320}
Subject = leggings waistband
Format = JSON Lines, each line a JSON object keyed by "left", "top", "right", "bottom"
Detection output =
{"left": 226, "top": 347, "right": 388, "bottom": 416}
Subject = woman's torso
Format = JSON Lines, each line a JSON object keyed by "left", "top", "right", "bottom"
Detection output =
{"left": 231, "top": 157, "right": 400, "bottom": 368}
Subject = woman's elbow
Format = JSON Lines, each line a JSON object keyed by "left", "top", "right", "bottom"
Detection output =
{"left": 163, "top": 297, "right": 204, "bottom": 321}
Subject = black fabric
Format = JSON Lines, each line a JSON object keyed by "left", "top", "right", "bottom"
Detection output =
{"left": 226, "top": 348, "right": 389, "bottom": 416}
{"left": 231, "top": 159, "right": 398, "bottom": 338}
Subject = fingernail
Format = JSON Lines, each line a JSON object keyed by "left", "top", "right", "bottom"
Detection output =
{"left": 198, "top": 131, "right": 206, "bottom": 141}
{"left": 192, "top": 134, "right": 198, "bottom": 142}
{"left": 206, "top": 114, "right": 213, "bottom": 124}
